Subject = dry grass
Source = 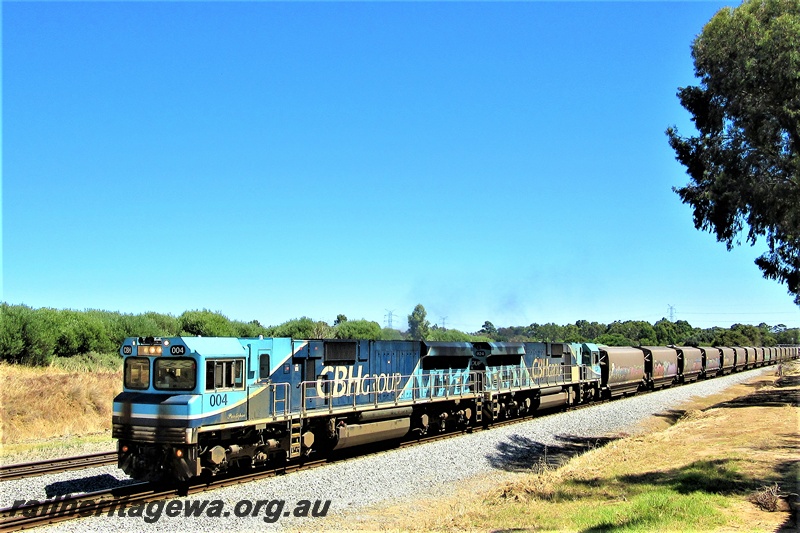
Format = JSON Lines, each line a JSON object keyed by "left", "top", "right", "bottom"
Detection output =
{"left": 0, "top": 362, "right": 122, "bottom": 448}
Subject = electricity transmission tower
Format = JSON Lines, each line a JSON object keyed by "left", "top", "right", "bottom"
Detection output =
{"left": 384, "top": 310, "right": 396, "bottom": 329}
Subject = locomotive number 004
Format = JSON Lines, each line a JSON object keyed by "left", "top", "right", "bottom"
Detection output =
{"left": 209, "top": 393, "right": 228, "bottom": 407}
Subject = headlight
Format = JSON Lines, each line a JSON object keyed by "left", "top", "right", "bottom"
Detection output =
{"left": 137, "top": 345, "right": 163, "bottom": 355}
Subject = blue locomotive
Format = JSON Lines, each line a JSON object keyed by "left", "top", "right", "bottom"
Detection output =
{"left": 113, "top": 336, "right": 796, "bottom": 481}
{"left": 112, "top": 336, "right": 601, "bottom": 480}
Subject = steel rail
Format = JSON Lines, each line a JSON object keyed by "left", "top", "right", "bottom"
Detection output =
{"left": 0, "top": 452, "right": 117, "bottom": 482}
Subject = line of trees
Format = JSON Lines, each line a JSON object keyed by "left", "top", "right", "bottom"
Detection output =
{"left": 1, "top": 303, "right": 797, "bottom": 366}
{"left": 0, "top": 304, "right": 410, "bottom": 366}
{"left": 473, "top": 319, "right": 798, "bottom": 348}
{"left": 0, "top": 304, "right": 266, "bottom": 365}
{"left": 406, "top": 304, "right": 799, "bottom": 347}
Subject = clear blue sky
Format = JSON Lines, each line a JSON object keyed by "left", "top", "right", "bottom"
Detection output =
{"left": 3, "top": 1, "right": 799, "bottom": 332}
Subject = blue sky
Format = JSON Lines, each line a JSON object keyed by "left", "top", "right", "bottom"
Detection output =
{"left": 3, "top": 1, "right": 799, "bottom": 332}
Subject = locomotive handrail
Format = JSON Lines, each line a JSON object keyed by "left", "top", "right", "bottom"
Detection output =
{"left": 269, "top": 382, "right": 291, "bottom": 418}
{"left": 484, "top": 363, "right": 575, "bottom": 393}
{"left": 580, "top": 365, "right": 601, "bottom": 381}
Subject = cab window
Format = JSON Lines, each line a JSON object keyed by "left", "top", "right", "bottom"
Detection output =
{"left": 124, "top": 357, "right": 150, "bottom": 390}
{"left": 205, "top": 359, "right": 244, "bottom": 391}
{"left": 153, "top": 358, "right": 197, "bottom": 391}
{"left": 259, "top": 353, "right": 271, "bottom": 380}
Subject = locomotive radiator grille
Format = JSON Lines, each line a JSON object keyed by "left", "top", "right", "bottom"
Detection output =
{"left": 113, "top": 424, "right": 193, "bottom": 444}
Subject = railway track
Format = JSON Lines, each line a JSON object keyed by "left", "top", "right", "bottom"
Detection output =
{"left": 0, "top": 408, "right": 563, "bottom": 532}
{"left": 0, "top": 452, "right": 117, "bottom": 482}
{"left": 0, "top": 365, "right": 775, "bottom": 532}
{"left": 0, "top": 455, "right": 332, "bottom": 532}
{"left": 0, "top": 400, "right": 593, "bottom": 484}
{"left": 0, "top": 398, "right": 616, "bottom": 532}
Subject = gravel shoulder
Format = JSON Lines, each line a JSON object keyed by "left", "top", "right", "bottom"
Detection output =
{"left": 1, "top": 365, "right": 780, "bottom": 532}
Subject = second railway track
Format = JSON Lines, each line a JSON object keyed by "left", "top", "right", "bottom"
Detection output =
{"left": 0, "top": 452, "right": 117, "bottom": 482}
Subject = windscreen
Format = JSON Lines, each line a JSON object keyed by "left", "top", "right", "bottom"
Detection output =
{"left": 124, "top": 357, "right": 150, "bottom": 390}
{"left": 154, "top": 358, "right": 197, "bottom": 391}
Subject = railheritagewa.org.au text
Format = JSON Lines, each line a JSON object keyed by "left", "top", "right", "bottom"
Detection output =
{"left": 10, "top": 496, "right": 331, "bottom": 524}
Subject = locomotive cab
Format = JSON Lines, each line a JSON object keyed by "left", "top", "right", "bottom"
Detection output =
{"left": 114, "top": 336, "right": 298, "bottom": 481}
{"left": 114, "top": 337, "right": 203, "bottom": 480}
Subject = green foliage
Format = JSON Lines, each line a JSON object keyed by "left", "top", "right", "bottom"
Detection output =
{"left": 54, "top": 309, "right": 117, "bottom": 356}
{"left": 139, "top": 312, "right": 180, "bottom": 336}
{"left": 575, "top": 320, "right": 606, "bottom": 341}
{"left": 0, "top": 304, "right": 268, "bottom": 366}
{"left": 667, "top": 0, "right": 800, "bottom": 304}
{"left": 265, "top": 317, "right": 318, "bottom": 339}
{"left": 774, "top": 326, "right": 800, "bottom": 345}
{"left": 474, "top": 316, "right": 791, "bottom": 347}
{"left": 119, "top": 313, "right": 169, "bottom": 338}
{"left": 312, "top": 321, "right": 334, "bottom": 339}
{"left": 232, "top": 319, "right": 270, "bottom": 338}
{"left": 495, "top": 325, "right": 528, "bottom": 341}
{"left": 712, "top": 329, "right": 752, "bottom": 347}
{"left": 0, "top": 304, "right": 26, "bottom": 361}
{"left": 1, "top": 301, "right": 796, "bottom": 367}
{"left": 560, "top": 324, "right": 585, "bottom": 343}
{"left": 178, "top": 309, "right": 238, "bottom": 337}
{"left": 607, "top": 321, "right": 657, "bottom": 346}
{"left": 407, "top": 304, "right": 430, "bottom": 341}
{"left": 654, "top": 319, "right": 678, "bottom": 345}
{"left": 729, "top": 323, "right": 772, "bottom": 346}
{"left": 379, "top": 328, "right": 406, "bottom": 341}
{"left": 334, "top": 319, "right": 382, "bottom": 340}
{"left": 528, "top": 323, "right": 570, "bottom": 342}
{"left": 0, "top": 304, "right": 56, "bottom": 365}
{"left": 427, "top": 328, "right": 492, "bottom": 342}
{"left": 479, "top": 321, "right": 497, "bottom": 337}
{"left": 595, "top": 333, "right": 636, "bottom": 347}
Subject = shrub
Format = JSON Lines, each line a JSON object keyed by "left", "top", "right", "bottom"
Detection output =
{"left": 751, "top": 483, "right": 781, "bottom": 512}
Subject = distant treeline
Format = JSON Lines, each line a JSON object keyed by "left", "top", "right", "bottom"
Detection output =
{"left": 0, "top": 304, "right": 442, "bottom": 366}
{"left": 0, "top": 303, "right": 797, "bottom": 366}
{"left": 474, "top": 319, "right": 798, "bottom": 348}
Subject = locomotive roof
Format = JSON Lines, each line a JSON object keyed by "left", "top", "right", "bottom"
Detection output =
{"left": 177, "top": 336, "right": 249, "bottom": 356}
{"left": 127, "top": 336, "right": 251, "bottom": 356}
